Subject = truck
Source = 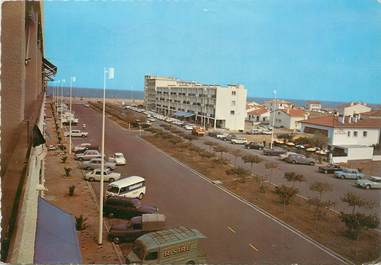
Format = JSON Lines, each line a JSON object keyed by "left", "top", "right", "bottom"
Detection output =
{"left": 126, "top": 226, "right": 207, "bottom": 265}
{"left": 108, "top": 213, "right": 166, "bottom": 244}
{"left": 191, "top": 127, "right": 205, "bottom": 136}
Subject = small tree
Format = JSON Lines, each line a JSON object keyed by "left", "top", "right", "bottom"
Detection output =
{"left": 340, "top": 192, "right": 379, "bottom": 241}
{"left": 68, "top": 185, "right": 76, "bottom": 196}
{"left": 184, "top": 134, "right": 197, "bottom": 142}
{"left": 75, "top": 215, "right": 88, "bottom": 231}
{"left": 265, "top": 162, "right": 278, "bottom": 184}
{"left": 61, "top": 156, "right": 68, "bottom": 163}
{"left": 64, "top": 167, "right": 72, "bottom": 177}
{"left": 284, "top": 172, "right": 305, "bottom": 187}
{"left": 213, "top": 145, "right": 228, "bottom": 160}
{"left": 204, "top": 141, "right": 218, "bottom": 151}
{"left": 226, "top": 167, "right": 251, "bottom": 183}
{"left": 274, "top": 185, "right": 298, "bottom": 212}
{"left": 230, "top": 149, "right": 243, "bottom": 166}
{"left": 309, "top": 182, "right": 334, "bottom": 229}
{"left": 242, "top": 154, "right": 263, "bottom": 175}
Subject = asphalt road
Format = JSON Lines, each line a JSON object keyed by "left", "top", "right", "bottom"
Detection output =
{"left": 71, "top": 103, "right": 350, "bottom": 265}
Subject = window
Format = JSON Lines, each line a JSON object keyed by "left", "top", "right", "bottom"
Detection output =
{"left": 363, "top": 131, "right": 368, "bottom": 137}
{"left": 231, "top": 100, "right": 236, "bottom": 106}
{"left": 230, "top": 110, "right": 235, "bottom": 115}
{"left": 144, "top": 252, "right": 158, "bottom": 261}
{"left": 354, "top": 131, "right": 358, "bottom": 137}
{"left": 347, "top": 131, "right": 351, "bottom": 137}
{"left": 232, "top": 91, "right": 236, "bottom": 96}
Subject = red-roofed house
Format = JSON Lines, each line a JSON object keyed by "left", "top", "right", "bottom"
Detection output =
{"left": 270, "top": 109, "right": 308, "bottom": 130}
{"left": 247, "top": 108, "right": 270, "bottom": 123}
{"left": 299, "top": 115, "right": 381, "bottom": 162}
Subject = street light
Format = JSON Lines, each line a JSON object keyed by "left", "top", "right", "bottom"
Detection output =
{"left": 270, "top": 89, "right": 277, "bottom": 149}
{"left": 99, "top": 67, "right": 114, "bottom": 245}
{"left": 69, "top": 76, "right": 76, "bottom": 154}
{"left": 60, "top": 79, "right": 66, "bottom": 129}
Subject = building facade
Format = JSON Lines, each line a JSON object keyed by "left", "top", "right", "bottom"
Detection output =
{"left": 305, "top": 101, "right": 321, "bottom": 111}
{"left": 270, "top": 109, "right": 307, "bottom": 130}
{"left": 300, "top": 115, "right": 381, "bottom": 163}
{"left": 247, "top": 108, "right": 270, "bottom": 123}
{"left": 263, "top": 99, "right": 294, "bottom": 111}
{"left": 337, "top": 102, "right": 372, "bottom": 117}
{"left": 144, "top": 76, "right": 247, "bottom": 130}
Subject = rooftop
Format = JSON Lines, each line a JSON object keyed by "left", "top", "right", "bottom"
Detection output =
{"left": 300, "top": 115, "right": 381, "bottom": 128}
{"left": 282, "top": 109, "right": 306, "bottom": 117}
{"left": 248, "top": 108, "right": 269, "bottom": 116}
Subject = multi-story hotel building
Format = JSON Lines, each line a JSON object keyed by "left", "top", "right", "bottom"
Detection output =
{"left": 144, "top": 75, "right": 247, "bottom": 131}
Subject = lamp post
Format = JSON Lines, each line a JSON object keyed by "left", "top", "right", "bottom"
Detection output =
{"left": 99, "top": 67, "right": 114, "bottom": 245}
{"left": 270, "top": 89, "right": 277, "bottom": 149}
{"left": 56, "top": 80, "right": 60, "bottom": 115}
{"left": 60, "top": 79, "right": 65, "bottom": 129}
{"left": 69, "top": 77, "right": 76, "bottom": 154}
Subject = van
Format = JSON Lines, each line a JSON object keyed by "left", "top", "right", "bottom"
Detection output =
{"left": 106, "top": 176, "right": 146, "bottom": 200}
{"left": 126, "top": 226, "right": 207, "bottom": 264}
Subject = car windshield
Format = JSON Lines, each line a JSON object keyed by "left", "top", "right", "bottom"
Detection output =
{"left": 370, "top": 177, "right": 381, "bottom": 182}
{"left": 107, "top": 186, "right": 119, "bottom": 194}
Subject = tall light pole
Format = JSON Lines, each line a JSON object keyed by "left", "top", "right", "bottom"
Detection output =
{"left": 270, "top": 89, "right": 277, "bottom": 149}
{"left": 56, "top": 80, "right": 61, "bottom": 115}
{"left": 60, "top": 79, "right": 66, "bottom": 129}
{"left": 69, "top": 77, "right": 76, "bottom": 154}
{"left": 99, "top": 67, "right": 114, "bottom": 245}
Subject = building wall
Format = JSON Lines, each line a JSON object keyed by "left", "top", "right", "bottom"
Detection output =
{"left": 343, "top": 104, "right": 371, "bottom": 116}
{"left": 1, "top": 1, "right": 46, "bottom": 261}
{"left": 332, "top": 128, "right": 380, "bottom": 146}
{"left": 270, "top": 111, "right": 304, "bottom": 129}
{"left": 247, "top": 112, "right": 270, "bottom": 123}
{"left": 215, "top": 85, "right": 246, "bottom": 131}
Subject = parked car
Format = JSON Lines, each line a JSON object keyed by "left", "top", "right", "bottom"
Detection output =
{"left": 84, "top": 168, "right": 121, "bottom": 182}
{"left": 335, "top": 168, "right": 365, "bottom": 180}
{"left": 74, "top": 144, "right": 99, "bottom": 154}
{"left": 262, "top": 129, "right": 272, "bottom": 135}
{"left": 75, "top": 150, "right": 102, "bottom": 161}
{"left": 356, "top": 176, "right": 381, "bottom": 189}
{"left": 64, "top": 129, "right": 88, "bottom": 137}
{"left": 109, "top": 152, "right": 127, "bottom": 165}
{"left": 295, "top": 144, "right": 305, "bottom": 149}
{"left": 225, "top": 134, "right": 237, "bottom": 142}
{"left": 192, "top": 127, "right": 206, "bottom": 136}
{"left": 279, "top": 152, "right": 298, "bottom": 160}
{"left": 73, "top": 143, "right": 92, "bottom": 152}
{"left": 231, "top": 137, "right": 248, "bottom": 145}
{"left": 216, "top": 133, "right": 229, "bottom": 140}
{"left": 108, "top": 213, "right": 166, "bottom": 244}
{"left": 103, "top": 197, "right": 158, "bottom": 219}
{"left": 318, "top": 164, "right": 342, "bottom": 174}
{"left": 245, "top": 142, "right": 264, "bottom": 150}
{"left": 80, "top": 158, "right": 116, "bottom": 170}
{"left": 184, "top": 124, "right": 194, "bottom": 130}
{"left": 263, "top": 148, "right": 286, "bottom": 156}
{"left": 285, "top": 154, "right": 315, "bottom": 166}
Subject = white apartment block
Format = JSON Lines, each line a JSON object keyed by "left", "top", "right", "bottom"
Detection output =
{"left": 305, "top": 101, "right": 321, "bottom": 111}
{"left": 144, "top": 75, "right": 247, "bottom": 130}
{"left": 263, "top": 99, "right": 294, "bottom": 111}
{"left": 337, "top": 102, "right": 371, "bottom": 117}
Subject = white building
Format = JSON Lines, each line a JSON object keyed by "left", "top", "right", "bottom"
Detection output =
{"left": 305, "top": 101, "right": 321, "bottom": 111}
{"left": 144, "top": 75, "right": 247, "bottom": 130}
{"left": 263, "top": 99, "right": 294, "bottom": 111}
{"left": 300, "top": 115, "right": 381, "bottom": 163}
{"left": 270, "top": 109, "right": 307, "bottom": 130}
{"left": 337, "top": 102, "right": 371, "bottom": 117}
{"left": 247, "top": 108, "right": 270, "bottom": 123}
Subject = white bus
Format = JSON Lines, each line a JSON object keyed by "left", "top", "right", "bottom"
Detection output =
{"left": 106, "top": 176, "right": 146, "bottom": 200}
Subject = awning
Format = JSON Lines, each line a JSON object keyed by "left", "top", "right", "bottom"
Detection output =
{"left": 34, "top": 197, "right": 82, "bottom": 264}
{"left": 173, "top": 111, "right": 195, "bottom": 118}
{"left": 42, "top": 58, "right": 57, "bottom": 81}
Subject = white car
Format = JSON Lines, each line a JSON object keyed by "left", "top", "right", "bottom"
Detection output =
{"left": 64, "top": 129, "right": 88, "bottom": 137}
{"left": 184, "top": 124, "right": 194, "bottom": 130}
{"left": 85, "top": 168, "right": 121, "bottom": 182}
{"left": 148, "top": 118, "right": 156, "bottom": 122}
{"left": 279, "top": 152, "right": 298, "bottom": 160}
{"left": 356, "top": 176, "right": 381, "bottom": 189}
{"left": 73, "top": 143, "right": 92, "bottom": 152}
{"left": 231, "top": 138, "right": 248, "bottom": 144}
{"left": 109, "top": 153, "right": 127, "bottom": 165}
{"left": 75, "top": 150, "right": 102, "bottom": 161}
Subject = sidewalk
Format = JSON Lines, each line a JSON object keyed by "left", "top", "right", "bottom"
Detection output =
{"left": 43, "top": 101, "right": 120, "bottom": 264}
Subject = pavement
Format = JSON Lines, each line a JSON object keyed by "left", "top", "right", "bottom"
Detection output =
{"left": 68, "top": 103, "right": 354, "bottom": 265}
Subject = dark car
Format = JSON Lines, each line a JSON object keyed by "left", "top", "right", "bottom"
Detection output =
{"left": 103, "top": 197, "right": 158, "bottom": 219}
{"left": 108, "top": 214, "right": 166, "bottom": 244}
{"left": 245, "top": 142, "right": 264, "bottom": 150}
{"left": 318, "top": 164, "right": 342, "bottom": 174}
{"left": 263, "top": 148, "right": 286, "bottom": 156}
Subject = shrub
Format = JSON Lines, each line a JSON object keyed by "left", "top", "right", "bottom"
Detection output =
{"left": 61, "top": 156, "right": 68, "bottom": 163}
{"left": 199, "top": 150, "right": 215, "bottom": 159}
{"left": 184, "top": 135, "right": 197, "bottom": 141}
{"left": 75, "top": 215, "right": 88, "bottom": 231}
{"left": 274, "top": 185, "right": 298, "bottom": 209}
{"left": 68, "top": 185, "right": 76, "bottom": 196}
{"left": 169, "top": 137, "right": 183, "bottom": 145}
{"left": 64, "top": 167, "right": 72, "bottom": 177}
{"left": 226, "top": 167, "right": 251, "bottom": 183}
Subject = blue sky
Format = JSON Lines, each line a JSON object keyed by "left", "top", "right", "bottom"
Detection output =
{"left": 45, "top": 0, "right": 381, "bottom": 103}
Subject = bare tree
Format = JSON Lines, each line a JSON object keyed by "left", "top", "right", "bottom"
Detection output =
{"left": 230, "top": 149, "right": 243, "bottom": 166}
{"left": 284, "top": 172, "right": 305, "bottom": 188}
{"left": 309, "top": 182, "right": 334, "bottom": 230}
{"left": 265, "top": 161, "right": 278, "bottom": 184}
{"left": 213, "top": 145, "right": 229, "bottom": 160}
{"left": 226, "top": 167, "right": 251, "bottom": 183}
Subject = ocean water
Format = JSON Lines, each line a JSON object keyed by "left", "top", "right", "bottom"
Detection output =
{"left": 47, "top": 87, "right": 378, "bottom": 109}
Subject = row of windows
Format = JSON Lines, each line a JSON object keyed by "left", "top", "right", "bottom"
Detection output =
{"left": 347, "top": 131, "right": 367, "bottom": 137}
{"left": 156, "top": 91, "right": 217, "bottom": 98}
